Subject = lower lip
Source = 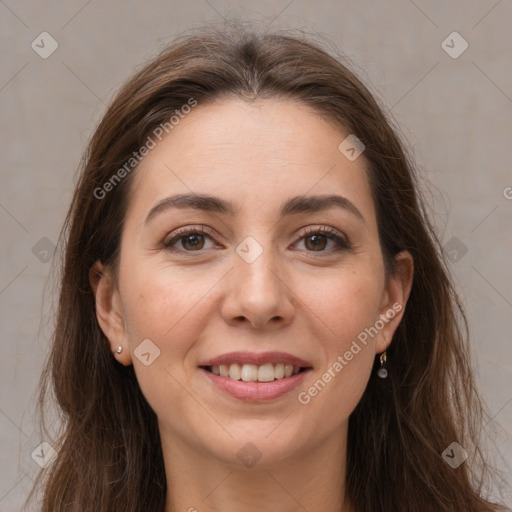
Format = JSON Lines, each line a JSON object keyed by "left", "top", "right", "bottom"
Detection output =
{"left": 200, "top": 368, "right": 311, "bottom": 402}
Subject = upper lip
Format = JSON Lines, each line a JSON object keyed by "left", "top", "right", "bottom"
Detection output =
{"left": 199, "top": 351, "right": 313, "bottom": 368}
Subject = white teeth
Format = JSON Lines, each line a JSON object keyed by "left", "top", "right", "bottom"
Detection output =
{"left": 241, "top": 364, "right": 258, "bottom": 382}
{"left": 257, "top": 363, "right": 275, "bottom": 382}
{"left": 209, "top": 362, "right": 304, "bottom": 382}
{"left": 228, "top": 363, "right": 241, "bottom": 380}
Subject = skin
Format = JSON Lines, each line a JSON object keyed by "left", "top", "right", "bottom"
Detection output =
{"left": 90, "top": 98, "right": 413, "bottom": 512}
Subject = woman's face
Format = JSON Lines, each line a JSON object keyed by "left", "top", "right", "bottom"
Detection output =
{"left": 94, "top": 98, "right": 412, "bottom": 467}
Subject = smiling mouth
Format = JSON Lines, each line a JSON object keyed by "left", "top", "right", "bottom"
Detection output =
{"left": 200, "top": 363, "right": 312, "bottom": 383}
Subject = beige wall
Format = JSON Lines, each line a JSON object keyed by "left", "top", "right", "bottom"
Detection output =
{"left": 1, "top": 1, "right": 511, "bottom": 509}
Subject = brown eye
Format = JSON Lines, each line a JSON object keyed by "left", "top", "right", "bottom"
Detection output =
{"left": 295, "top": 227, "right": 351, "bottom": 253}
{"left": 163, "top": 227, "right": 217, "bottom": 252}
{"left": 181, "top": 234, "right": 205, "bottom": 250}
{"left": 304, "top": 234, "right": 328, "bottom": 251}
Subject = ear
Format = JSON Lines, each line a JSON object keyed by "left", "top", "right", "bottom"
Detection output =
{"left": 375, "top": 250, "right": 414, "bottom": 354}
{"left": 89, "top": 260, "right": 132, "bottom": 366}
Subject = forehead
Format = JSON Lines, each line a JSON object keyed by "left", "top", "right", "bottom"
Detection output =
{"left": 127, "top": 98, "right": 376, "bottom": 227}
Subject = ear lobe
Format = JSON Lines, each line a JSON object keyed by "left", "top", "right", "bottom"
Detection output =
{"left": 89, "top": 261, "right": 132, "bottom": 366}
{"left": 375, "top": 250, "right": 414, "bottom": 353}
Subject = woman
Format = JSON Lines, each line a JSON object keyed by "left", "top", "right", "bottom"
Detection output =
{"left": 29, "top": 21, "right": 507, "bottom": 512}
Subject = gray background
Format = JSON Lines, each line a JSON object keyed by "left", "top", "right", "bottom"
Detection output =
{"left": 1, "top": 1, "right": 511, "bottom": 510}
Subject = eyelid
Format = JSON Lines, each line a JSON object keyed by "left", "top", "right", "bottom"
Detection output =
{"left": 162, "top": 225, "right": 219, "bottom": 248}
{"left": 296, "top": 225, "right": 348, "bottom": 241}
{"left": 293, "top": 225, "right": 351, "bottom": 251}
{"left": 162, "top": 224, "right": 351, "bottom": 253}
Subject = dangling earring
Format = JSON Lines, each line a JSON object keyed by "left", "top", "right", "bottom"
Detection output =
{"left": 377, "top": 337, "right": 388, "bottom": 379}
{"left": 377, "top": 351, "right": 388, "bottom": 378}
{"left": 115, "top": 345, "right": 123, "bottom": 354}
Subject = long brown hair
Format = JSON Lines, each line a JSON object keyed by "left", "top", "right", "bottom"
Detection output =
{"left": 28, "top": 20, "right": 507, "bottom": 512}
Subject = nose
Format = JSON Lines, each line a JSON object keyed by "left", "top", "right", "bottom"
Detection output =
{"left": 220, "top": 243, "right": 295, "bottom": 330}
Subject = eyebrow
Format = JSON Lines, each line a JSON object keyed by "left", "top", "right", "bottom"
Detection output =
{"left": 145, "top": 193, "right": 366, "bottom": 225}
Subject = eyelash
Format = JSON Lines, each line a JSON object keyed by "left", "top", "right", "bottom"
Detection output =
{"left": 162, "top": 225, "right": 352, "bottom": 254}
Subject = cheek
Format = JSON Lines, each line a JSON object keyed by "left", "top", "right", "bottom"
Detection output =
{"left": 296, "top": 260, "right": 384, "bottom": 346}
{"left": 117, "top": 262, "right": 223, "bottom": 400}
{"left": 118, "top": 266, "right": 218, "bottom": 424}
{"left": 120, "top": 262, "right": 218, "bottom": 344}
{"left": 294, "top": 263, "right": 383, "bottom": 416}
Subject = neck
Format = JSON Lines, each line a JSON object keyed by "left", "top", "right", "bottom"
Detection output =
{"left": 162, "top": 423, "right": 352, "bottom": 512}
